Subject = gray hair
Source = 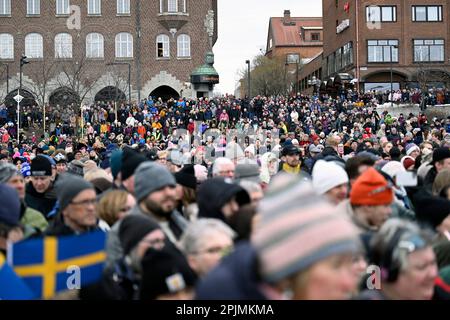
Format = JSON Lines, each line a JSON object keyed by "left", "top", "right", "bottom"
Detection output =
{"left": 179, "top": 218, "right": 236, "bottom": 255}
{"left": 370, "top": 218, "right": 432, "bottom": 274}
{"left": 239, "top": 180, "right": 262, "bottom": 194}
{"left": 0, "top": 163, "right": 20, "bottom": 183}
{"left": 212, "top": 157, "right": 234, "bottom": 176}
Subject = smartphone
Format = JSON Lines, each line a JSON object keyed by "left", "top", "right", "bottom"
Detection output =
{"left": 396, "top": 171, "right": 418, "bottom": 187}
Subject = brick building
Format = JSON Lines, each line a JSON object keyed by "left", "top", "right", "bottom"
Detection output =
{"left": 265, "top": 10, "right": 323, "bottom": 93}
{"left": 299, "top": 0, "right": 450, "bottom": 94}
{"left": 0, "top": 0, "right": 218, "bottom": 107}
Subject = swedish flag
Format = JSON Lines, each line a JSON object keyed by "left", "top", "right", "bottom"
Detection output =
{"left": 0, "top": 253, "right": 35, "bottom": 300}
{"left": 9, "top": 231, "right": 107, "bottom": 299}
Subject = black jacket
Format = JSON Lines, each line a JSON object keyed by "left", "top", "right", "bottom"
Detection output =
{"left": 25, "top": 182, "right": 57, "bottom": 220}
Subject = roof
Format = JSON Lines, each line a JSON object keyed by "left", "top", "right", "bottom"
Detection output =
{"left": 270, "top": 17, "right": 322, "bottom": 47}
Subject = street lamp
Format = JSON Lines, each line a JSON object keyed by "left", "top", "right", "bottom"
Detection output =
{"left": 18, "top": 54, "right": 29, "bottom": 144}
{"left": 1, "top": 62, "right": 9, "bottom": 94}
{"left": 106, "top": 62, "right": 131, "bottom": 104}
{"left": 245, "top": 60, "right": 251, "bottom": 99}
{"left": 390, "top": 44, "right": 399, "bottom": 107}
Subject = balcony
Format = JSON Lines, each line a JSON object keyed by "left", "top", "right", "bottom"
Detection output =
{"left": 157, "top": 12, "right": 189, "bottom": 31}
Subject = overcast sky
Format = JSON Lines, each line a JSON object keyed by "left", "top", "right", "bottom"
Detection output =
{"left": 213, "top": 0, "right": 322, "bottom": 95}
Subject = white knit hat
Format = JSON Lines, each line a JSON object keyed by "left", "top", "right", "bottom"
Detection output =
{"left": 312, "top": 160, "right": 349, "bottom": 195}
{"left": 381, "top": 161, "right": 405, "bottom": 179}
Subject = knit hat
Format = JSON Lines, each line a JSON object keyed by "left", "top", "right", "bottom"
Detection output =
{"left": 414, "top": 193, "right": 450, "bottom": 229}
{"left": 121, "top": 147, "right": 147, "bottom": 181}
{"left": 432, "top": 147, "right": 450, "bottom": 165}
{"left": 174, "top": 165, "right": 197, "bottom": 189}
{"left": 381, "top": 161, "right": 405, "bottom": 180}
{"left": 0, "top": 183, "right": 21, "bottom": 227}
{"left": 282, "top": 144, "right": 301, "bottom": 156}
{"left": 312, "top": 160, "right": 349, "bottom": 195}
{"left": 234, "top": 163, "right": 261, "bottom": 184}
{"left": 401, "top": 156, "right": 415, "bottom": 170}
{"left": 140, "top": 245, "right": 197, "bottom": 300}
{"left": 134, "top": 162, "right": 176, "bottom": 202}
{"left": 434, "top": 265, "right": 450, "bottom": 300}
{"left": 53, "top": 150, "right": 67, "bottom": 164}
{"left": 30, "top": 155, "right": 52, "bottom": 177}
{"left": 350, "top": 167, "right": 393, "bottom": 206}
{"left": 251, "top": 174, "right": 360, "bottom": 284}
{"left": 405, "top": 143, "right": 420, "bottom": 156}
{"left": 0, "top": 162, "right": 20, "bottom": 183}
{"left": 20, "top": 162, "right": 31, "bottom": 178}
{"left": 119, "top": 215, "right": 161, "bottom": 255}
{"left": 67, "top": 160, "right": 85, "bottom": 177}
{"left": 110, "top": 150, "right": 123, "bottom": 179}
{"left": 55, "top": 174, "right": 95, "bottom": 211}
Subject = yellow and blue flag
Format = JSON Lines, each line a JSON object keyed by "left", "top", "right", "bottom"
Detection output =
{"left": 9, "top": 231, "right": 107, "bottom": 299}
{"left": 0, "top": 253, "right": 35, "bottom": 300}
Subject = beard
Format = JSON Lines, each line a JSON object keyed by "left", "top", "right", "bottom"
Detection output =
{"left": 143, "top": 197, "right": 174, "bottom": 219}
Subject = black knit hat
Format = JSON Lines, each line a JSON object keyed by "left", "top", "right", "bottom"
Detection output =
{"left": 174, "top": 165, "right": 197, "bottom": 189}
{"left": 119, "top": 215, "right": 161, "bottom": 255}
{"left": 55, "top": 173, "right": 95, "bottom": 211}
{"left": 140, "top": 245, "right": 197, "bottom": 300}
{"left": 30, "top": 155, "right": 52, "bottom": 177}
{"left": 121, "top": 147, "right": 147, "bottom": 181}
{"left": 432, "top": 147, "right": 450, "bottom": 165}
{"left": 415, "top": 193, "right": 450, "bottom": 229}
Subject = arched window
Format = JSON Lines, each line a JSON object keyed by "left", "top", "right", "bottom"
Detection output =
{"left": 55, "top": 33, "right": 72, "bottom": 58}
{"left": 0, "top": 33, "right": 13, "bottom": 59}
{"left": 25, "top": 33, "right": 43, "bottom": 58}
{"left": 115, "top": 32, "right": 133, "bottom": 58}
{"left": 156, "top": 34, "right": 170, "bottom": 58}
{"left": 86, "top": 33, "right": 104, "bottom": 58}
{"left": 177, "top": 34, "right": 190, "bottom": 57}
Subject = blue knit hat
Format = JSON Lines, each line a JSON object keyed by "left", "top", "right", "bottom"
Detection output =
{"left": 0, "top": 184, "right": 21, "bottom": 226}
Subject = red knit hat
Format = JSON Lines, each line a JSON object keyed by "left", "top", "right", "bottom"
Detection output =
{"left": 350, "top": 167, "right": 393, "bottom": 206}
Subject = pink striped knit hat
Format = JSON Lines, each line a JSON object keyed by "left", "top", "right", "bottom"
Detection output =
{"left": 251, "top": 174, "right": 361, "bottom": 284}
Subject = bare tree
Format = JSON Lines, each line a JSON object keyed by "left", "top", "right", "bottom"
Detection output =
{"left": 23, "top": 57, "right": 57, "bottom": 107}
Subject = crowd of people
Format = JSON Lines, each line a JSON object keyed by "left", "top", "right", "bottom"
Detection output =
{"left": 0, "top": 89, "right": 450, "bottom": 300}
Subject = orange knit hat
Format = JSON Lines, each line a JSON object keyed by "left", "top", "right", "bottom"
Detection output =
{"left": 350, "top": 167, "right": 393, "bottom": 206}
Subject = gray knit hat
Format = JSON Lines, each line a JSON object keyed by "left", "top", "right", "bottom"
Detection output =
{"left": 134, "top": 162, "right": 176, "bottom": 202}
{"left": 0, "top": 162, "right": 20, "bottom": 183}
{"left": 56, "top": 173, "right": 95, "bottom": 211}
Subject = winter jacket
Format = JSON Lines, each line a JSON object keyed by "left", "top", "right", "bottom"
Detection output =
{"left": 19, "top": 202, "right": 48, "bottom": 237}
{"left": 25, "top": 183, "right": 57, "bottom": 219}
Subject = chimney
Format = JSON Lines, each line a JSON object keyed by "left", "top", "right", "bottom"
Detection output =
{"left": 283, "top": 10, "right": 291, "bottom": 25}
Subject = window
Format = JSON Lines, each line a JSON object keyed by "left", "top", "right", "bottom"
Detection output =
{"left": 25, "top": 33, "right": 43, "bottom": 58}
{"left": 117, "top": 0, "right": 130, "bottom": 14}
{"left": 311, "top": 33, "right": 320, "bottom": 41}
{"left": 88, "top": 0, "right": 101, "bottom": 15}
{"left": 0, "top": 0, "right": 11, "bottom": 15}
{"left": 412, "top": 6, "right": 442, "bottom": 22}
{"left": 27, "top": 0, "right": 40, "bottom": 15}
{"left": 115, "top": 33, "right": 133, "bottom": 58}
{"left": 366, "top": 5, "right": 397, "bottom": 22}
{"left": 327, "top": 53, "right": 335, "bottom": 75}
{"left": 286, "top": 53, "right": 300, "bottom": 64}
{"left": 342, "top": 42, "right": 353, "bottom": 67}
{"left": 157, "top": 34, "right": 170, "bottom": 58}
{"left": 367, "top": 40, "right": 398, "bottom": 62}
{"left": 159, "top": 0, "right": 163, "bottom": 13}
{"left": 55, "top": 33, "right": 72, "bottom": 58}
{"left": 177, "top": 34, "right": 190, "bottom": 57}
{"left": 0, "top": 34, "right": 13, "bottom": 59}
{"left": 56, "top": 0, "right": 70, "bottom": 15}
{"left": 335, "top": 48, "right": 342, "bottom": 71}
{"left": 414, "top": 39, "right": 444, "bottom": 62}
{"left": 168, "top": 0, "right": 177, "bottom": 12}
{"left": 183, "top": 0, "right": 187, "bottom": 12}
{"left": 86, "top": 33, "right": 104, "bottom": 58}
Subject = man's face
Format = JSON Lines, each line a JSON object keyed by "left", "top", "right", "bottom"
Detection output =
{"left": 56, "top": 163, "right": 67, "bottom": 174}
{"left": 436, "top": 158, "right": 450, "bottom": 173}
{"left": 285, "top": 153, "right": 300, "bottom": 167}
{"left": 188, "top": 231, "right": 233, "bottom": 277}
{"left": 393, "top": 247, "right": 438, "bottom": 300}
{"left": 7, "top": 175, "right": 25, "bottom": 199}
{"left": 325, "top": 183, "right": 348, "bottom": 205}
{"left": 217, "top": 163, "right": 235, "bottom": 179}
{"left": 143, "top": 186, "right": 177, "bottom": 218}
{"left": 409, "top": 149, "right": 420, "bottom": 159}
{"left": 63, "top": 189, "right": 98, "bottom": 232}
{"left": 364, "top": 204, "right": 392, "bottom": 228}
{"left": 31, "top": 176, "right": 52, "bottom": 193}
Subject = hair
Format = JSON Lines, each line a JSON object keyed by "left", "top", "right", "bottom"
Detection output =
{"left": 345, "top": 156, "right": 375, "bottom": 180}
{"left": 212, "top": 157, "right": 234, "bottom": 176}
{"left": 179, "top": 218, "right": 236, "bottom": 255}
{"left": 84, "top": 169, "right": 112, "bottom": 183}
{"left": 239, "top": 180, "right": 263, "bottom": 195}
{"left": 96, "top": 190, "right": 130, "bottom": 226}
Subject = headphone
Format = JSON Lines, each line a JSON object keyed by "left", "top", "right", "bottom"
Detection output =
{"left": 376, "top": 227, "right": 427, "bottom": 283}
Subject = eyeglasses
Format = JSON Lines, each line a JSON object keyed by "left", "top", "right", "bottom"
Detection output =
{"left": 70, "top": 199, "right": 97, "bottom": 207}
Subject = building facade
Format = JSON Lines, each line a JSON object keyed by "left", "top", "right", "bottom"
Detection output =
{"left": 0, "top": 0, "right": 218, "bottom": 107}
{"left": 300, "top": 0, "right": 450, "bottom": 94}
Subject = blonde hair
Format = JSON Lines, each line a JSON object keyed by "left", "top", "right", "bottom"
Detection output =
{"left": 84, "top": 169, "right": 113, "bottom": 183}
{"left": 96, "top": 190, "right": 129, "bottom": 226}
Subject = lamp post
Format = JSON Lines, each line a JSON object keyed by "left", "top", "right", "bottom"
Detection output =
{"left": 296, "top": 60, "right": 299, "bottom": 96}
{"left": 18, "top": 54, "right": 29, "bottom": 144}
{"left": 245, "top": 60, "right": 251, "bottom": 99}
{"left": 1, "top": 63, "right": 9, "bottom": 94}
{"left": 390, "top": 44, "right": 398, "bottom": 107}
